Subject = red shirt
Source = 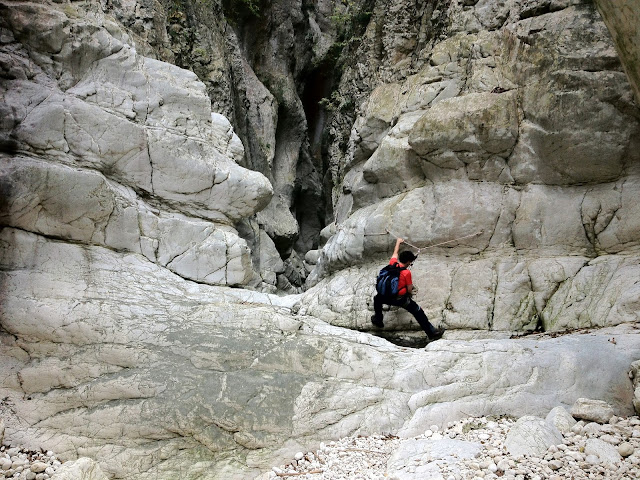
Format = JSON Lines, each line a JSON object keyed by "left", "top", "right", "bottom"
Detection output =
{"left": 389, "top": 257, "right": 412, "bottom": 296}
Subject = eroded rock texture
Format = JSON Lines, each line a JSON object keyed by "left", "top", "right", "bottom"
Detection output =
{"left": 0, "top": 0, "right": 272, "bottom": 287}
{"left": 306, "top": 0, "right": 640, "bottom": 335}
{"left": 3, "top": 226, "right": 640, "bottom": 479}
{"left": 1, "top": 0, "right": 639, "bottom": 479}
{"left": 96, "top": 0, "right": 339, "bottom": 292}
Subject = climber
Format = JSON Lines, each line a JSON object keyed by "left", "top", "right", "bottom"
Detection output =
{"left": 371, "top": 237, "right": 445, "bottom": 341}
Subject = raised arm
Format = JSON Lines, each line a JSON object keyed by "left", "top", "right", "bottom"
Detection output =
{"left": 392, "top": 237, "right": 403, "bottom": 259}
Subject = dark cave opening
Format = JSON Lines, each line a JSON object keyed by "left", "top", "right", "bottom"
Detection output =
{"left": 301, "top": 65, "right": 333, "bottom": 158}
{"left": 293, "top": 64, "right": 336, "bottom": 253}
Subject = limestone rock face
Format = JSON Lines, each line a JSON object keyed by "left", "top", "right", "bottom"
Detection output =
{"left": 2, "top": 228, "right": 640, "bottom": 478}
{"left": 0, "top": 0, "right": 272, "bottom": 287}
{"left": 1, "top": 1, "right": 640, "bottom": 479}
{"left": 307, "top": 0, "right": 640, "bottom": 334}
{"left": 99, "top": 0, "right": 335, "bottom": 286}
{"left": 50, "top": 458, "right": 109, "bottom": 480}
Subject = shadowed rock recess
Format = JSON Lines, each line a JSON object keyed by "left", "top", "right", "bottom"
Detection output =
{"left": 0, "top": 0, "right": 639, "bottom": 479}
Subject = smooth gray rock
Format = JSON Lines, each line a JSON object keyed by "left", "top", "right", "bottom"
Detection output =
{"left": 1, "top": 2, "right": 640, "bottom": 480}
{"left": 387, "top": 438, "right": 482, "bottom": 480}
{"left": 571, "top": 398, "right": 615, "bottom": 423}
{"left": 546, "top": 406, "right": 577, "bottom": 434}
{"left": 584, "top": 438, "right": 622, "bottom": 465}
{"left": 504, "top": 416, "right": 563, "bottom": 457}
{"left": 0, "top": 0, "right": 272, "bottom": 287}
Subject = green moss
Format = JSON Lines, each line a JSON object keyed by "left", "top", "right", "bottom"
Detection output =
{"left": 330, "top": 0, "right": 372, "bottom": 43}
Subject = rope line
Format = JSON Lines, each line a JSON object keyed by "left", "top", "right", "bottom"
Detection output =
{"left": 385, "top": 229, "right": 483, "bottom": 252}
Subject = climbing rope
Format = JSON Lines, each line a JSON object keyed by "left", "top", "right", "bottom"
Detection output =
{"left": 385, "top": 229, "right": 484, "bottom": 253}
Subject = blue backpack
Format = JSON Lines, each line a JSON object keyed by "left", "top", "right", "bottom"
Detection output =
{"left": 376, "top": 263, "right": 406, "bottom": 297}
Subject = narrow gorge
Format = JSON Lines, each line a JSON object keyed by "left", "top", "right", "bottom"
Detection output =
{"left": 0, "top": 0, "right": 639, "bottom": 478}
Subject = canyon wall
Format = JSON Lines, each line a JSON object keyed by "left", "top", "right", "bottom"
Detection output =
{"left": 1, "top": 0, "right": 639, "bottom": 479}
{"left": 302, "top": 0, "right": 640, "bottom": 336}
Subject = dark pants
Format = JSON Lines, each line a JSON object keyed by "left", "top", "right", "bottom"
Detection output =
{"left": 373, "top": 294, "right": 439, "bottom": 338}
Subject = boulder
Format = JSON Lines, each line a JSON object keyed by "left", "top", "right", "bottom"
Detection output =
{"left": 408, "top": 91, "right": 519, "bottom": 169}
{"left": 387, "top": 438, "right": 482, "bottom": 480}
{"left": 570, "top": 398, "right": 615, "bottom": 424}
{"left": 504, "top": 416, "right": 563, "bottom": 457}
{"left": 546, "top": 406, "right": 577, "bottom": 434}
{"left": 584, "top": 438, "right": 622, "bottom": 465}
{"left": 351, "top": 83, "right": 403, "bottom": 164}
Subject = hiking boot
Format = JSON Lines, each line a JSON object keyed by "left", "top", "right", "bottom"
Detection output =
{"left": 429, "top": 328, "right": 445, "bottom": 341}
{"left": 371, "top": 315, "right": 384, "bottom": 328}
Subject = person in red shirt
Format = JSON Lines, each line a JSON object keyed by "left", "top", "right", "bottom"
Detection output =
{"left": 371, "top": 237, "right": 445, "bottom": 341}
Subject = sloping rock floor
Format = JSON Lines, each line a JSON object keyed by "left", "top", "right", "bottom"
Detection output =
{"left": 260, "top": 414, "right": 640, "bottom": 480}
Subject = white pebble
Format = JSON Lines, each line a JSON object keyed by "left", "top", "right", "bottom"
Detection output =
{"left": 619, "top": 442, "right": 635, "bottom": 457}
{"left": 582, "top": 423, "right": 601, "bottom": 436}
{"left": 570, "top": 424, "right": 583, "bottom": 435}
{"left": 549, "top": 460, "right": 563, "bottom": 470}
{"left": 585, "top": 454, "right": 600, "bottom": 464}
{"left": 294, "top": 452, "right": 304, "bottom": 461}
{"left": 30, "top": 462, "right": 47, "bottom": 474}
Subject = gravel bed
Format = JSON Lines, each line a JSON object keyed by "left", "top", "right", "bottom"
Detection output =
{"left": 0, "top": 446, "right": 61, "bottom": 480}
{"left": 261, "top": 415, "right": 640, "bottom": 480}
